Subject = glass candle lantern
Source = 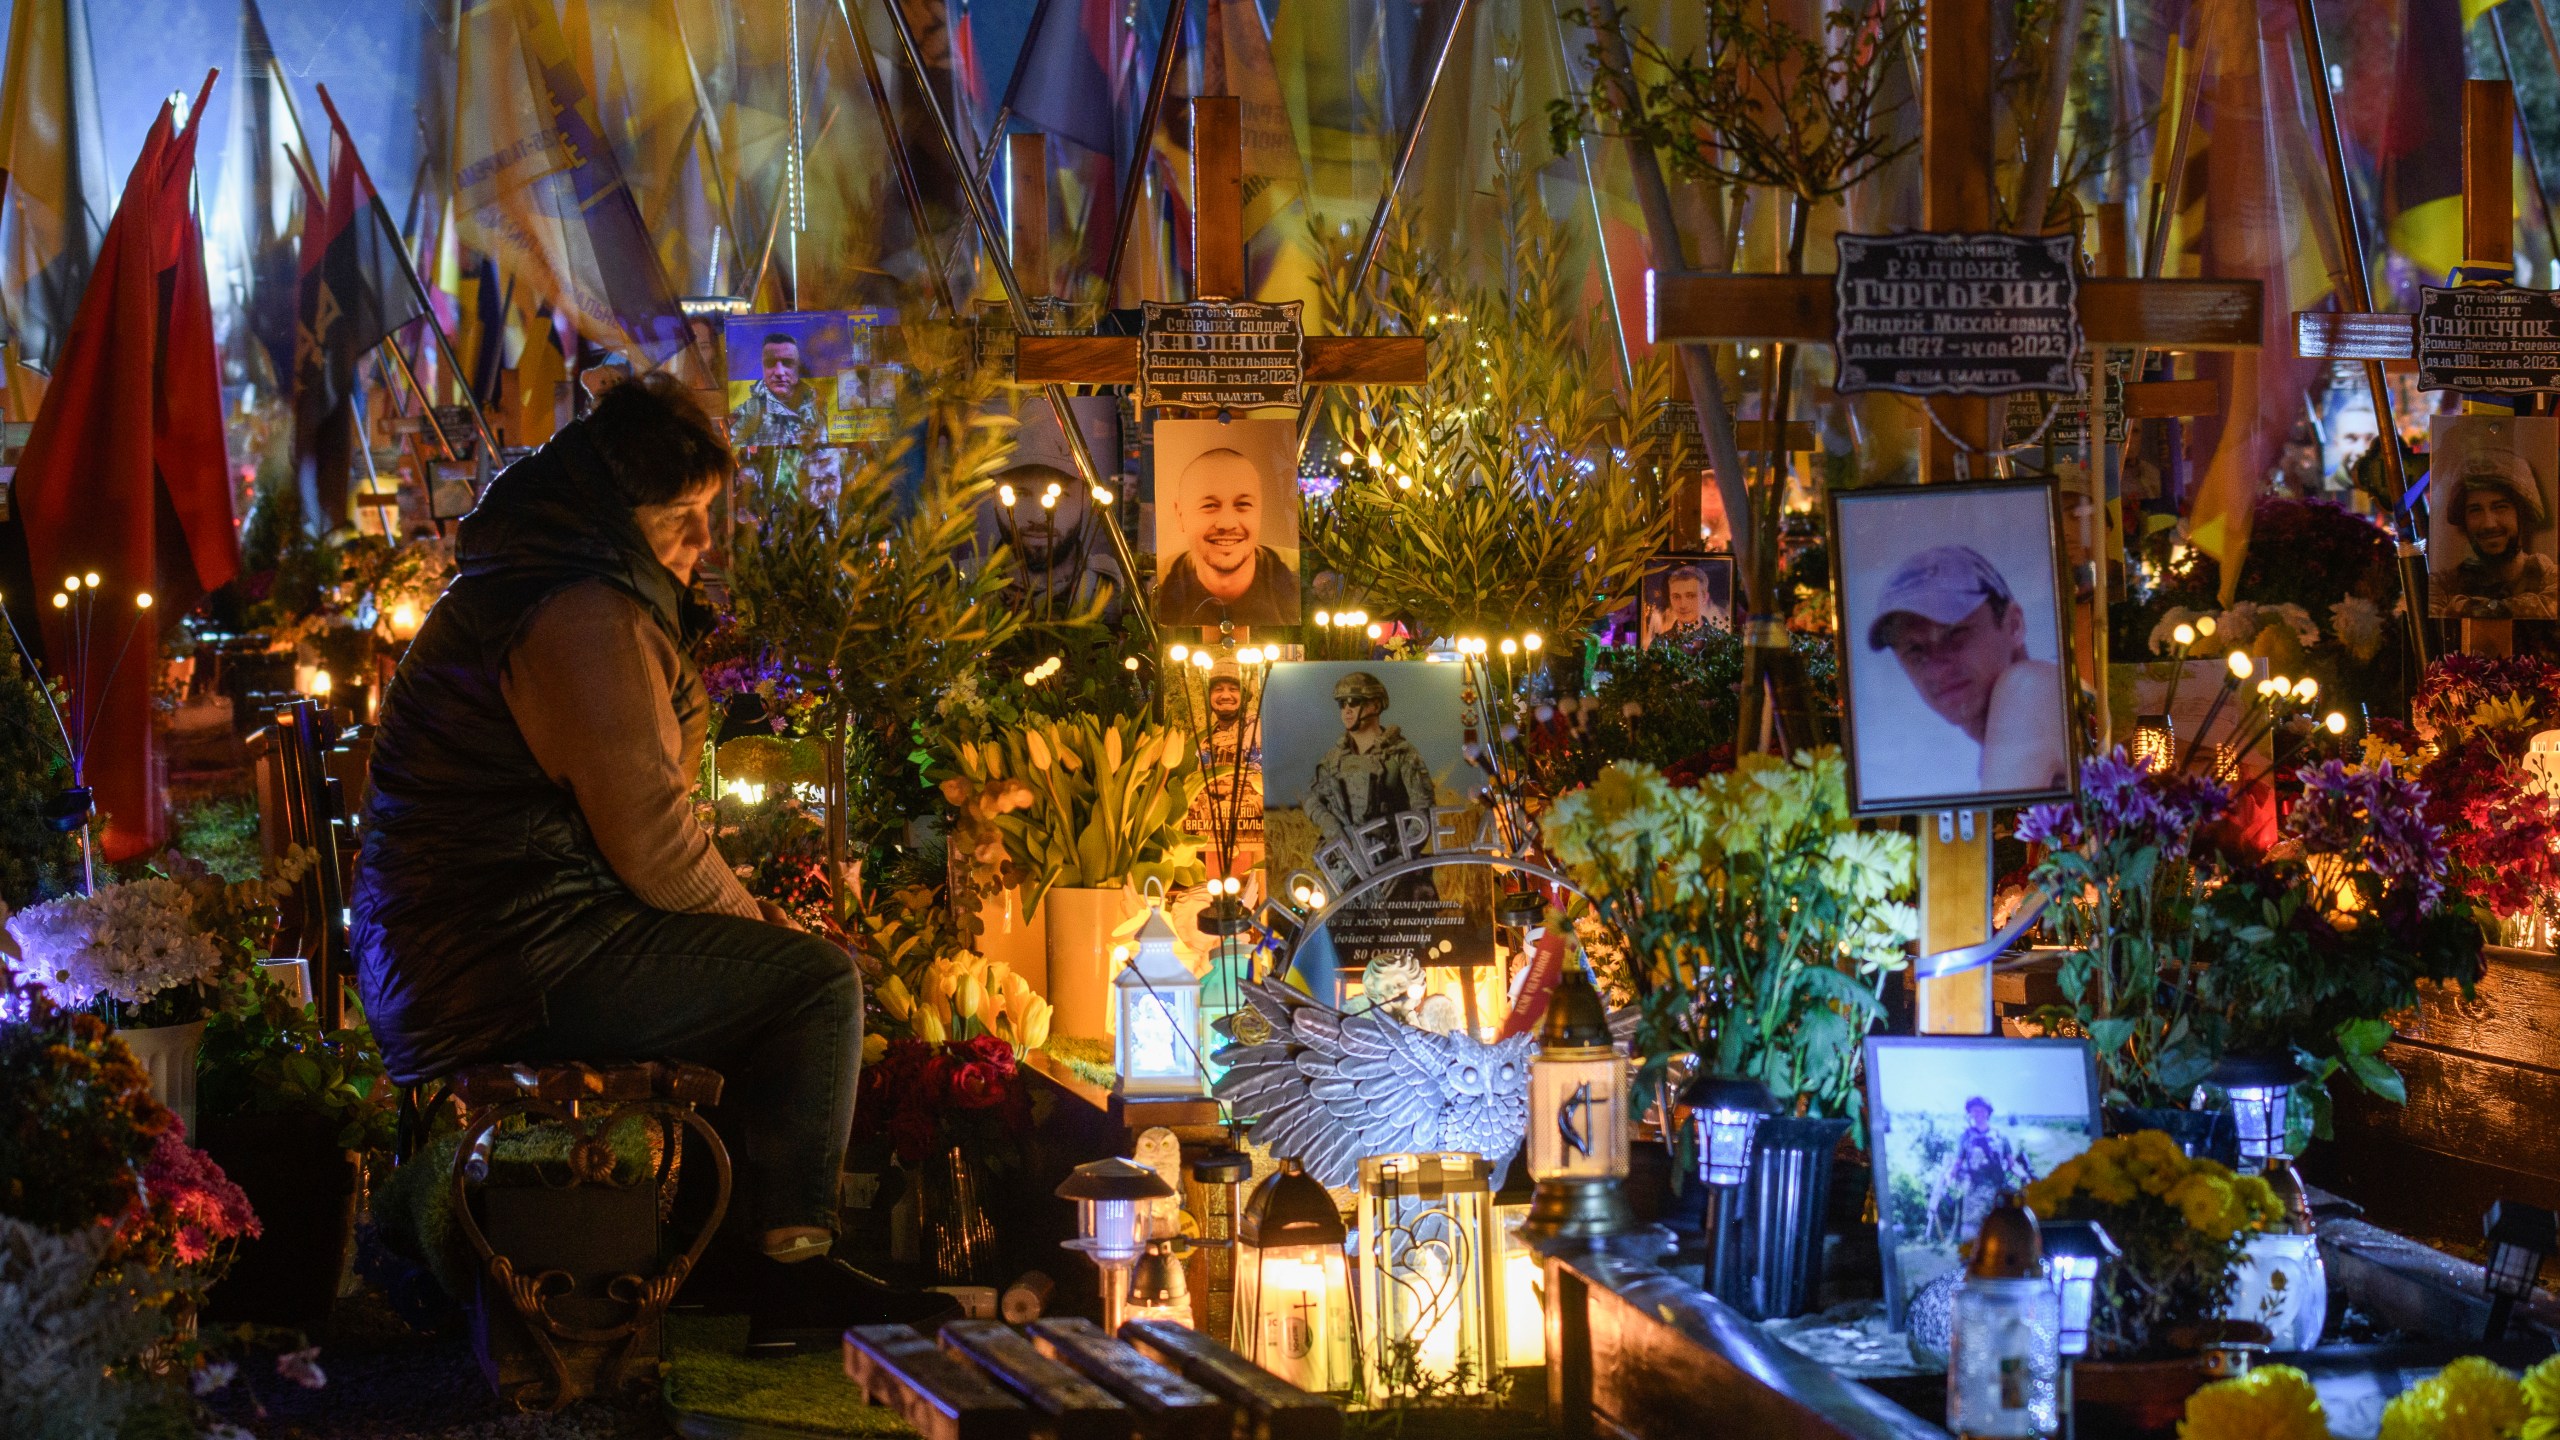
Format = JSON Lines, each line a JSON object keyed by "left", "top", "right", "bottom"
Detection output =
{"left": 2037, "top": 1220, "right": 2118, "bottom": 1359}
{"left": 1125, "top": 1236, "right": 1196, "bottom": 1329}
{"left": 1948, "top": 1198, "right": 2059, "bottom": 1439}
{"left": 1358, "top": 1152, "right": 1497, "bottom": 1396}
{"left": 1525, "top": 969, "right": 1626, "bottom": 1182}
{"left": 1491, "top": 1151, "right": 1543, "bottom": 1369}
{"left": 2209, "top": 1053, "right": 2304, "bottom": 1171}
{"left": 1114, "top": 904, "right": 1203, "bottom": 1098}
{"left": 1517, "top": 969, "right": 1640, "bottom": 1247}
{"left": 1233, "top": 1161, "right": 1355, "bottom": 1392}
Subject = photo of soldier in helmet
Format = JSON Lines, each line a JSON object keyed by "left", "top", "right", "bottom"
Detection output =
{"left": 2430, "top": 415, "right": 2560, "bottom": 621}
{"left": 1305, "top": 670, "right": 1440, "bottom": 905}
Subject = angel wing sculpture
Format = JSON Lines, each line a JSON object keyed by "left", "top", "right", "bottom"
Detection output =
{"left": 1213, "top": 975, "right": 1534, "bottom": 1189}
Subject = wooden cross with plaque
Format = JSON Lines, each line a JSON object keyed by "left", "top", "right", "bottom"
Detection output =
{"left": 2296, "top": 79, "right": 2547, "bottom": 659}
{"left": 1646, "top": 0, "right": 2264, "bottom": 1036}
{"left": 1011, "top": 97, "right": 1428, "bottom": 636}
{"left": 1014, "top": 98, "right": 1427, "bottom": 403}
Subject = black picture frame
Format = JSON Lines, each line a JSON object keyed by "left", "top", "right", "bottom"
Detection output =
{"left": 1862, "top": 1034, "right": 2103, "bottom": 1329}
{"left": 1827, "top": 476, "right": 2080, "bottom": 817}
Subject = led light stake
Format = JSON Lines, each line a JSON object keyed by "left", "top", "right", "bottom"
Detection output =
{"left": 2483, "top": 1201, "right": 2558, "bottom": 1342}
{"left": 1680, "top": 1071, "right": 1780, "bottom": 1300}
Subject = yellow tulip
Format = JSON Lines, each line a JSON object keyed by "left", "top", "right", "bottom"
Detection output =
{"left": 1025, "top": 728, "right": 1053, "bottom": 771}
{"left": 1105, "top": 725, "right": 1124, "bottom": 773}
{"left": 1022, "top": 999, "right": 1053, "bottom": 1050}
{"left": 862, "top": 1033, "right": 888, "bottom": 1065}
{"left": 877, "top": 975, "right": 914, "bottom": 1021}
{"left": 915, "top": 1006, "right": 948, "bottom": 1043}
{"left": 958, "top": 973, "right": 984, "bottom": 1020}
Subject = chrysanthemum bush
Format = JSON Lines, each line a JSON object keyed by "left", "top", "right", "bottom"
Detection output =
{"left": 1543, "top": 749, "right": 1915, "bottom": 1123}
{"left": 2024, "top": 1130, "right": 2284, "bottom": 1355}
{"left": 2022, "top": 750, "right": 2482, "bottom": 1136}
{"left": 2365, "top": 653, "right": 2560, "bottom": 931}
{"left": 2176, "top": 1352, "right": 2560, "bottom": 1440}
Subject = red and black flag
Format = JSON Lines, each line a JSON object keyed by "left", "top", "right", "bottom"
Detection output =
{"left": 293, "top": 117, "right": 426, "bottom": 532}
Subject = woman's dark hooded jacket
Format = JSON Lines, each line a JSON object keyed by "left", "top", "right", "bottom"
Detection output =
{"left": 352, "top": 420, "right": 713, "bottom": 1084}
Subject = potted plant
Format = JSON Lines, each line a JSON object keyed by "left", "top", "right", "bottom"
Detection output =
{"left": 937, "top": 714, "right": 1204, "bottom": 1038}
{"left": 6, "top": 876, "right": 229, "bottom": 1132}
{"left": 1542, "top": 749, "right": 1916, "bottom": 1318}
{"left": 2023, "top": 751, "right": 2484, "bottom": 1159}
{"left": 2023, "top": 1131, "right": 2289, "bottom": 1430}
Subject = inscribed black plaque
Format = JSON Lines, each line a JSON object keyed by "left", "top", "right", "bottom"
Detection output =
{"left": 1834, "top": 233, "right": 2083, "bottom": 397}
{"left": 2416, "top": 285, "right": 2560, "bottom": 393}
{"left": 1140, "top": 299, "right": 1305, "bottom": 411}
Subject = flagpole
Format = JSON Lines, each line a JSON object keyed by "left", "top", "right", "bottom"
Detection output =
{"left": 834, "top": 0, "right": 959, "bottom": 318}
{"left": 1344, "top": 0, "right": 1475, "bottom": 306}
{"left": 313, "top": 83, "right": 505, "bottom": 463}
{"left": 2289, "top": 0, "right": 2429, "bottom": 667}
{"left": 852, "top": 0, "right": 1157, "bottom": 648}
{"left": 1101, "top": 0, "right": 1191, "bottom": 308}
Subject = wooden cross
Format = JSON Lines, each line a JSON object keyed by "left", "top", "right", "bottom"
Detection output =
{"left": 1014, "top": 98, "right": 1427, "bottom": 396}
{"left": 2296, "top": 79, "right": 2531, "bottom": 659}
{"left": 1645, "top": 0, "right": 2263, "bottom": 1035}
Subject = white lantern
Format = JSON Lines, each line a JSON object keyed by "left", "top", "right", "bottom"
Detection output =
{"left": 2038, "top": 1219, "right": 2118, "bottom": 1359}
{"left": 1114, "top": 904, "right": 1203, "bottom": 1098}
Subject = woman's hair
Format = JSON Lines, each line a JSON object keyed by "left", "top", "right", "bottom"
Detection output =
{"left": 584, "top": 370, "right": 733, "bottom": 507}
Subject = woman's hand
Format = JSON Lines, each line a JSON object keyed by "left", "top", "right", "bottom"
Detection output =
{"left": 758, "top": 899, "right": 806, "bottom": 932}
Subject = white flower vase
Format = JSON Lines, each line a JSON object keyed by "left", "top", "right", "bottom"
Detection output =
{"left": 117, "top": 1020, "right": 206, "bottom": 1137}
{"left": 1044, "top": 885, "right": 1137, "bottom": 1040}
{"left": 2222, "top": 1231, "right": 2327, "bottom": 1352}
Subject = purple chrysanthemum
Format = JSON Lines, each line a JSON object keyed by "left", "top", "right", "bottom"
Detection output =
{"left": 2285, "top": 759, "right": 2448, "bottom": 913}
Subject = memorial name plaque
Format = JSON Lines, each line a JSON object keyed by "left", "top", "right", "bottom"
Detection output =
{"left": 2415, "top": 284, "right": 2560, "bottom": 393}
{"left": 1834, "top": 232, "right": 2083, "bottom": 397}
{"left": 1140, "top": 299, "right": 1305, "bottom": 411}
{"left": 2003, "top": 347, "right": 2132, "bottom": 449}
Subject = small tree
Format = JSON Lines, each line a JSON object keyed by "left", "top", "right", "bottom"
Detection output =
{"left": 1308, "top": 58, "right": 1670, "bottom": 649}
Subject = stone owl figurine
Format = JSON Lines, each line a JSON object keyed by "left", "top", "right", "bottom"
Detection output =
{"left": 1212, "top": 975, "right": 1532, "bottom": 1189}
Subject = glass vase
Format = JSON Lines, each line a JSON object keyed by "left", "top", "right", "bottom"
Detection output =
{"left": 918, "top": 1145, "right": 998, "bottom": 1285}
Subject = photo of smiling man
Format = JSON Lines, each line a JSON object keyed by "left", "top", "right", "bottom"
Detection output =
{"left": 2429, "top": 415, "right": 2560, "bottom": 621}
{"left": 1152, "top": 418, "right": 1301, "bottom": 627}
{"left": 1832, "top": 481, "right": 2076, "bottom": 815}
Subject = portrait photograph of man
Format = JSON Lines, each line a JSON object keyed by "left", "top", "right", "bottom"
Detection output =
{"left": 2428, "top": 414, "right": 2560, "bottom": 621}
{"left": 728, "top": 326, "right": 823, "bottom": 450}
{"left": 976, "top": 396, "right": 1128, "bottom": 619}
{"left": 1638, "top": 554, "right": 1735, "bottom": 646}
{"left": 1152, "top": 417, "right": 1302, "bottom": 627}
{"left": 1831, "top": 480, "right": 2076, "bottom": 815}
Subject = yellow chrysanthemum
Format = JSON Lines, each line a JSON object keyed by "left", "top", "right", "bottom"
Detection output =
{"left": 2178, "top": 1364, "right": 2329, "bottom": 1440}
{"left": 2520, "top": 1354, "right": 2560, "bottom": 1440}
{"left": 2380, "top": 1357, "right": 2528, "bottom": 1440}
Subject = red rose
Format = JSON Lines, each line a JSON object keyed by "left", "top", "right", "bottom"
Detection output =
{"left": 948, "top": 1060, "right": 1006, "bottom": 1110}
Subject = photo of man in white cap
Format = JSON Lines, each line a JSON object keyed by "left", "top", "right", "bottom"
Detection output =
{"left": 2429, "top": 416, "right": 2560, "bottom": 621}
{"left": 1865, "top": 544, "right": 2068, "bottom": 794}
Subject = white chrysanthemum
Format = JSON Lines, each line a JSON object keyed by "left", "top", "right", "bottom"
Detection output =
{"left": 2329, "top": 595, "right": 2387, "bottom": 662}
{"left": 4, "top": 878, "right": 218, "bottom": 1007}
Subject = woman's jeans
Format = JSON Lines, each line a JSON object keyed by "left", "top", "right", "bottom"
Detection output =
{"left": 511, "top": 908, "right": 862, "bottom": 1240}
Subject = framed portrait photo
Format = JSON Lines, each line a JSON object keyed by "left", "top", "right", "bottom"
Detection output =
{"left": 1863, "top": 1035, "right": 2102, "bottom": 1328}
{"left": 1152, "top": 417, "right": 1302, "bottom": 627}
{"left": 1637, "top": 553, "right": 1735, "bottom": 647}
{"left": 1829, "top": 478, "right": 2078, "bottom": 816}
{"left": 2428, "top": 414, "right": 2559, "bottom": 621}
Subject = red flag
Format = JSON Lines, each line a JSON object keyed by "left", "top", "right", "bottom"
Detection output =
{"left": 14, "top": 81, "right": 235, "bottom": 861}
